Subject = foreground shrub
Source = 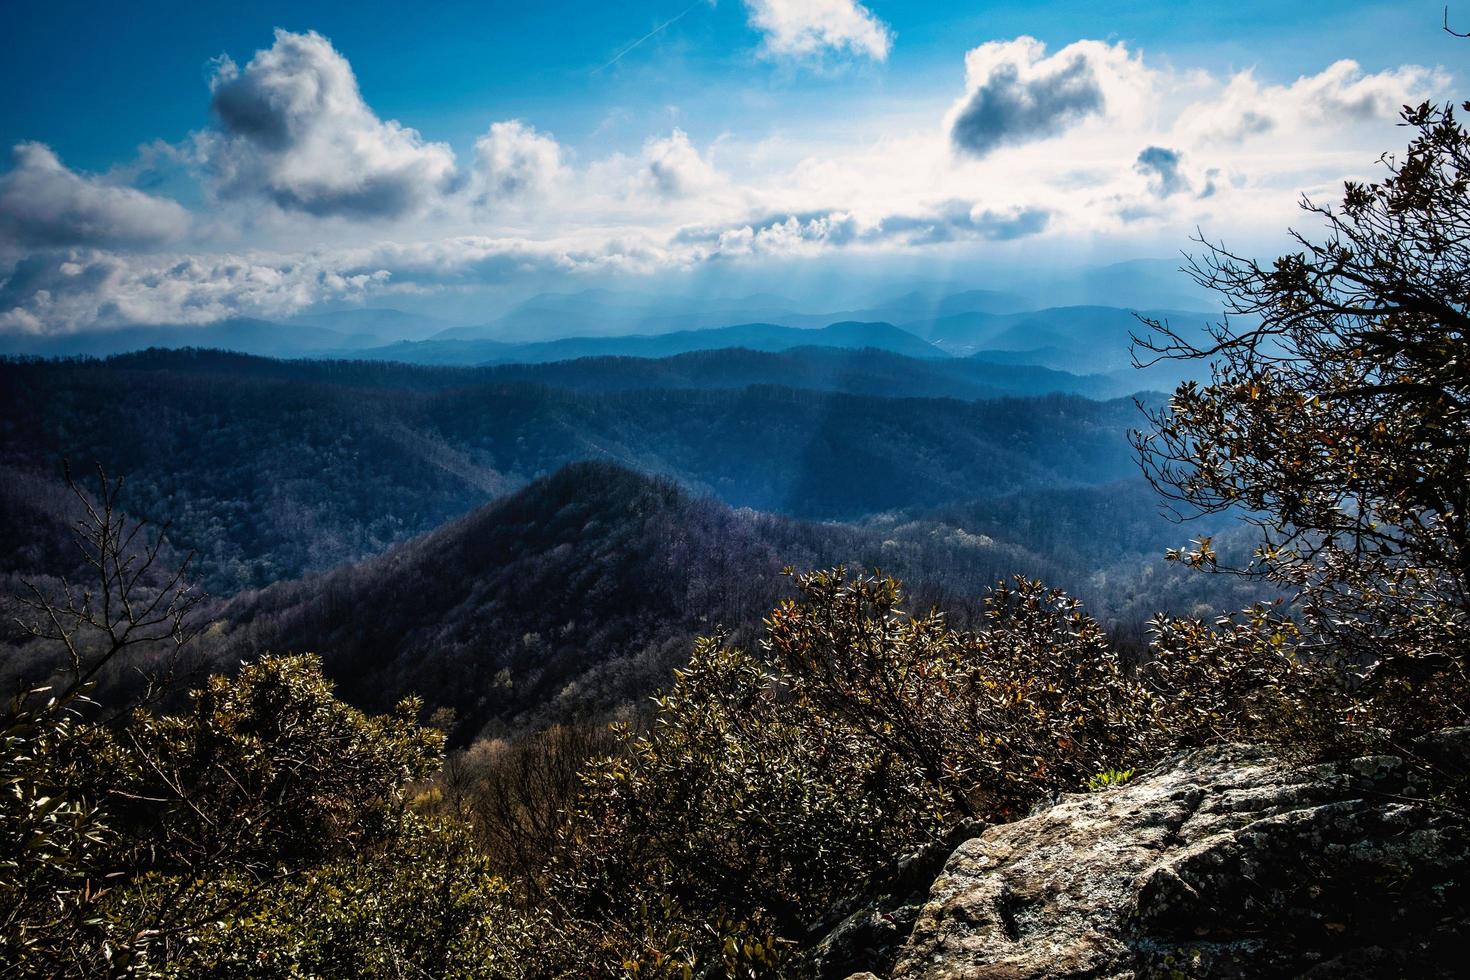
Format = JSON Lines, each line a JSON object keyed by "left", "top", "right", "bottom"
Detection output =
{"left": 539, "top": 635, "right": 941, "bottom": 976}
{"left": 526, "top": 569, "right": 1293, "bottom": 974}
{"left": 119, "top": 813, "right": 528, "bottom": 979}
{"left": 448, "top": 720, "right": 624, "bottom": 900}
{"left": 766, "top": 570, "right": 1165, "bottom": 821}
{"left": 1, "top": 684, "right": 115, "bottom": 976}
{"left": 95, "top": 653, "right": 444, "bottom": 876}
{"left": 4, "top": 653, "right": 525, "bottom": 978}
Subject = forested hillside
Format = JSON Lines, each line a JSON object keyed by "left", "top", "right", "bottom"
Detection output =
{"left": 199, "top": 463, "right": 1254, "bottom": 742}
{"left": 0, "top": 349, "right": 1146, "bottom": 591}
{"left": 212, "top": 462, "right": 889, "bottom": 738}
{"left": 466, "top": 346, "right": 1121, "bottom": 398}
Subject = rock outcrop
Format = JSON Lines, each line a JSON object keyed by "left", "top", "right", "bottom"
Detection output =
{"left": 840, "top": 740, "right": 1470, "bottom": 979}
{"left": 806, "top": 820, "right": 987, "bottom": 979}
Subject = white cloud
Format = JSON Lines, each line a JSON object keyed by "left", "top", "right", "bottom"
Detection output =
{"left": 0, "top": 234, "right": 680, "bottom": 333}
{"left": 0, "top": 143, "right": 191, "bottom": 249}
{"left": 472, "top": 121, "right": 565, "bottom": 203}
{"left": 744, "top": 0, "right": 892, "bottom": 61}
{"left": 0, "top": 197, "right": 1051, "bottom": 332}
{"left": 198, "top": 29, "right": 459, "bottom": 219}
{"left": 1179, "top": 60, "right": 1446, "bottom": 145}
{"left": 642, "top": 129, "right": 721, "bottom": 199}
{"left": 0, "top": 248, "right": 389, "bottom": 333}
{"left": 677, "top": 201, "right": 1051, "bottom": 255}
{"left": 948, "top": 37, "right": 1153, "bottom": 157}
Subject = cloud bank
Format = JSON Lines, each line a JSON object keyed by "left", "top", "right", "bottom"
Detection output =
{"left": 0, "top": 24, "right": 1454, "bottom": 334}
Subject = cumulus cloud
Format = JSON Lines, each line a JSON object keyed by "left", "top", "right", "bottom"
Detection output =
{"left": 198, "top": 29, "right": 459, "bottom": 219}
{"left": 0, "top": 143, "right": 191, "bottom": 249}
{"left": 1180, "top": 60, "right": 1446, "bottom": 144}
{"left": 948, "top": 37, "right": 1148, "bottom": 158}
{"left": 643, "top": 129, "right": 720, "bottom": 198}
{"left": 472, "top": 120, "right": 564, "bottom": 203}
{"left": 1135, "top": 146, "right": 1188, "bottom": 197}
{"left": 744, "top": 0, "right": 892, "bottom": 61}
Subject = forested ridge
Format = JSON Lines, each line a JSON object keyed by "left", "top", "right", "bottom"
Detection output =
{"left": 200, "top": 463, "right": 1257, "bottom": 743}
{"left": 0, "top": 349, "right": 1147, "bottom": 591}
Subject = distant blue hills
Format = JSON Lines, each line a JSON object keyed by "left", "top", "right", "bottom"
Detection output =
{"left": 351, "top": 320, "right": 946, "bottom": 366}
{"left": 0, "top": 283, "right": 1218, "bottom": 390}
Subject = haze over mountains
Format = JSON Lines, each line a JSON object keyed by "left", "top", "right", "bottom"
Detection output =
{"left": 0, "top": 261, "right": 1219, "bottom": 384}
{"left": 350, "top": 319, "right": 947, "bottom": 367}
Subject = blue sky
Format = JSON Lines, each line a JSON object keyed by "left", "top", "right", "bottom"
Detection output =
{"left": 0, "top": 1, "right": 1462, "bottom": 331}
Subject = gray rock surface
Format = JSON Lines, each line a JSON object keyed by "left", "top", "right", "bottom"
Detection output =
{"left": 808, "top": 820, "right": 987, "bottom": 979}
{"left": 860, "top": 743, "right": 1468, "bottom": 979}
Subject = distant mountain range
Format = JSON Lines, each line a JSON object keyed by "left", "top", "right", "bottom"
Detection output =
{"left": 0, "top": 273, "right": 1218, "bottom": 379}
{"left": 349, "top": 320, "right": 946, "bottom": 365}
{"left": 0, "top": 309, "right": 455, "bottom": 360}
{"left": 0, "top": 349, "right": 1150, "bottom": 591}
{"left": 470, "top": 345, "right": 1124, "bottom": 399}
{"left": 285, "top": 308, "right": 452, "bottom": 342}
{"left": 0, "top": 317, "right": 361, "bottom": 359}
{"left": 431, "top": 286, "right": 1035, "bottom": 342}
{"left": 424, "top": 258, "right": 1212, "bottom": 341}
{"left": 905, "top": 305, "right": 1215, "bottom": 369}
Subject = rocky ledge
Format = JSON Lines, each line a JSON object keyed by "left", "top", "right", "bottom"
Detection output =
{"left": 821, "top": 736, "right": 1470, "bottom": 979}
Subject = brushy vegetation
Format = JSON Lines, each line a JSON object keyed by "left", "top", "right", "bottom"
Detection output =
{"left": 6, "top": 99, "right": 1470, "bottom": 976}
{"left": 1134, "top": 98, "right": 1470, "bottom": 758}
